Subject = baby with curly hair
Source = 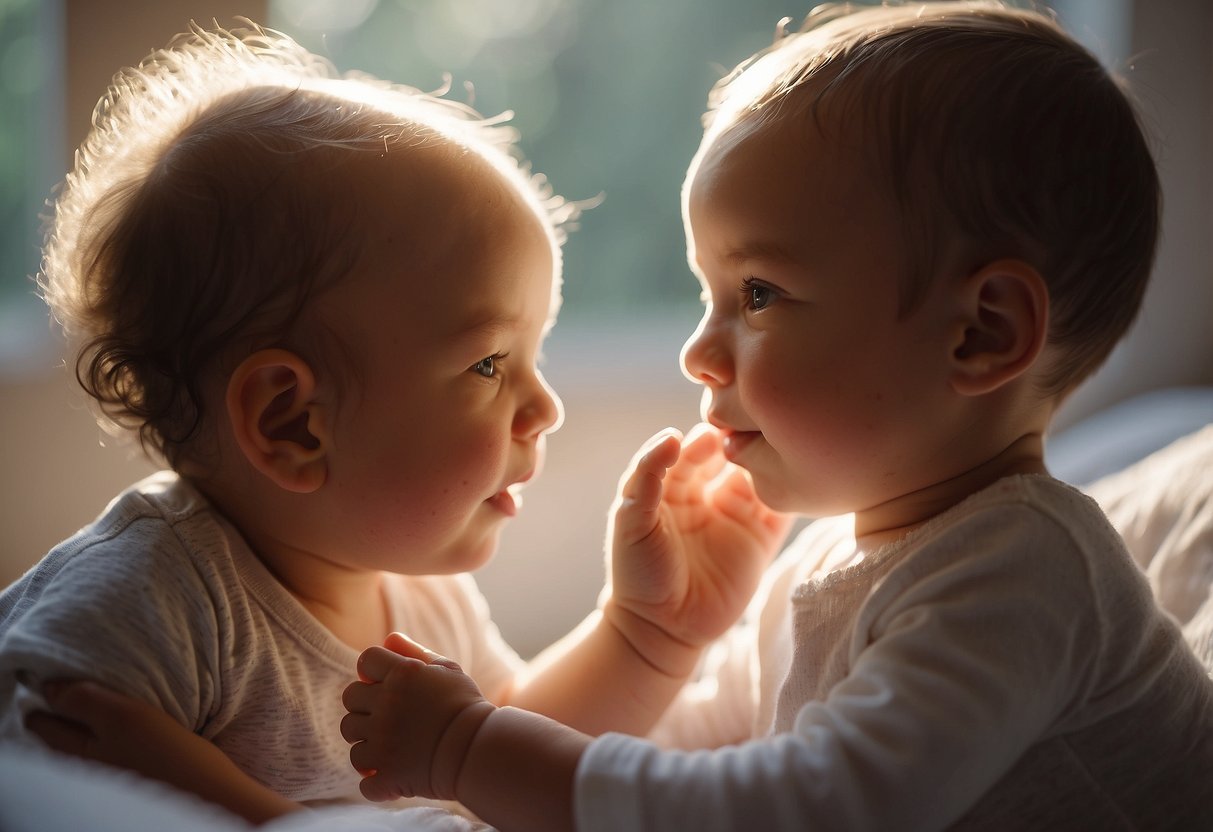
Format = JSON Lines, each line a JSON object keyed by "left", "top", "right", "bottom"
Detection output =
{"left": 2, "top": 21, "right": 787, "bottom": 826}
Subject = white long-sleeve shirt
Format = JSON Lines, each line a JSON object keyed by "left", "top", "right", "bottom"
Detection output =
{"left": 0, "top": 472, "right": 523, "bottom": 806}
{"left": 576, "top": 475, "right": 1213, "bottom": 831}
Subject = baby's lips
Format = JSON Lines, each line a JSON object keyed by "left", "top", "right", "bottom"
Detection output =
{"left": 721, "top": 430, "right": 759, "bottom": 462}
{"left": 704, "top": 410, "right": 743, "bottom": 437}
{"left": 487, "top": 489, "right": 519, "bottom": 516}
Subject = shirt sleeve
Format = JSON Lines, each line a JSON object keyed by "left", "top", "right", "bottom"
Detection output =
{"left": 575, "top": 505, "right": 1102, "bottom": 831}
{"left": 0, "top": 519, "right": 222, "bottom": 741}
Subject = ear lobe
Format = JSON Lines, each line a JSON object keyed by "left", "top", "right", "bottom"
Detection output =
{"left": 950, "top": 259, "right": 1049, "bottom": 396}
{"left": 226, "top": 349, "right": 328, "bottom": 493}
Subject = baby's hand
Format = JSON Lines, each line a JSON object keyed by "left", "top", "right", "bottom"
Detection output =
{"left": 606, "top": 424, "right": 793, "bottom": 662}
{"left": 25, "top": 680, "right": 298, "bottom": 823}
{"left": 27, "top": 680, "right": 217, "bottom": 777}
{"left": 342, "top": 633, "right": 496, "bottom": 803}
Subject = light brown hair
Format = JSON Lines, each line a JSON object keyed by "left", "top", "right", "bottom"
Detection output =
{"left": 695, "top": 1, "right": 1159, "bottom": 396}
{"left": 40, "top": 23, "right": 574, "bottom": 466}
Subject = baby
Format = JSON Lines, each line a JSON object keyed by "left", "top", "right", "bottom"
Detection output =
{"left": 337, "top": 3, "right": 1213, "bottom": 830}
{"left": 2, "top": 21, "right": 786, "bottom": 825}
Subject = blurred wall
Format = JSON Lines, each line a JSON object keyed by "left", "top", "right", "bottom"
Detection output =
{"left": 1054, "top": 0, "right": 1213, "bottom": 430}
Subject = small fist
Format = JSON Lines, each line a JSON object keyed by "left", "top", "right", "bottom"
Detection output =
{"left": 341, "top": 633, "right": 495, "bottom": 803}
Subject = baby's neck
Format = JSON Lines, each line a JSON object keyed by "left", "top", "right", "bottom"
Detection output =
{"left": 854, "top": 432, "right": 1048, "bottom": 552}
{"left": 275, "top": 562, "right": 390, "bottom": 652}
{"left": 304, "top": 592, "right": 392, "bottom": 654}
{"left": 240, "top": 532, "right": 391, "bottom": 652}
{"left": 194, "top": 477, "right": 392, "bottom": 651}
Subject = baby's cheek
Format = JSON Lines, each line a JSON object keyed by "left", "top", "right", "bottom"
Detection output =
{"left": 454, "top": 428, "right": 512, "bottom": 481}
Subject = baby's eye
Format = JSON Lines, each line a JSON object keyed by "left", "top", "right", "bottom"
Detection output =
{"left": 471, "top": 353, "right": 506, "bottom": 378}
{"left": 740, "top": 278, "right": 776, "bottom": 311}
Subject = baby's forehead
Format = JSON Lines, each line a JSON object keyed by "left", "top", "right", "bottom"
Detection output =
{"left": 342, "top": 140, "right": 559, "bottom": 261}
{"left": 686, "top": 115, "right": 872, "bottom": 212}
{"left": 330, "top": 142, "right": 562, "bottom": 300}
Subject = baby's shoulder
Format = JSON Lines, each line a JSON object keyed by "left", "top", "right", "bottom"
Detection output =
{"left": 897, "top": 475, "right": 1146, "bottom": 608}
{"left": 15, "top": 472, "right": 229, "bottom": 603}
{"left": 933, "top": 474, "right": 1119, "bottom": 553}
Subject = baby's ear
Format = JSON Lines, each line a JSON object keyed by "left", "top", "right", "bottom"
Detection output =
{"left": 949, "top": 259, "right": 1049, "bottom": 396}
{"left": 225, "top": 349, "right": 329, "bottom": 493}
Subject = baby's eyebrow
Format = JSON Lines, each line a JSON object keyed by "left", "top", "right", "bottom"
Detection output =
{"left": 722, "top": 240, "right": 796, "bottom": 265}
{"left": 453, "top": 313, "right": 524, "bottom": 346}
{"left": 461, "top": 317, "right": 512, "bottom": 337}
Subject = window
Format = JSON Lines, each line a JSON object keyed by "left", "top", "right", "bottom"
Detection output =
{"left": 266, "top": 0, "right": 820, "bottom": 346}
{"left": 0, "top": 0, "right": 62, "bottom": 372}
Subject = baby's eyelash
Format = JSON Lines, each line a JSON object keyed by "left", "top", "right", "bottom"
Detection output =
{"left": 471, "top": 352, "right": 509, "bottom": 379}
{"left": 739, "top": 277, "right": 778, "bottom": 311}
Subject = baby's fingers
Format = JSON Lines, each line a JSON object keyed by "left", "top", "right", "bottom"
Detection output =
{"left": 25, "top": 680, "right": 119, "bottom": 757}
{"left": 339, "top": 711, "right": 372, "bottom": 745}
{"left": 663, "top": 424, "right": 725, "bottom": 503}
{"left": 614, "top": 429, "right": 682, "bottom": 519}
{"left": 357, "top": 645, "right": 420, "bottom": 683}
{"left": 42, "top": 679, "right": 120, "bottom": 720}
{"left": 709, "top": 464, "right": 794, "bottom": 541}
{"left": 358, "top": 767, "right": 406, "bottom": 803}
{"left": 383, "top": 632, "right": 444, "bottom": 663}
{"left": 25, "top": 710, "right": 92, "bottom": 757}
{"left": 349, "top": 738, "right": 385, "bottom": 778}
{"left": 342, "top": 680, "right": 375, "bottom": 715}
{"left": 384, "top": 636, "right": 467, "bottom": 677}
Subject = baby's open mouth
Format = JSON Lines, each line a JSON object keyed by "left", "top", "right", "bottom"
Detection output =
{"left": 486, "top": 489, "right": 519, "bottom": 516}
{"left": 487, "top": 473, "right": 532, "bottom": 517}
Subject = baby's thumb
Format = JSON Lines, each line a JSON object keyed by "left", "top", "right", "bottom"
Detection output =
{"left": 383, "top": 633, "right": 465, "bottom": 674}
{"left": 383, "top": 632, "right": 441, "bottom": 663}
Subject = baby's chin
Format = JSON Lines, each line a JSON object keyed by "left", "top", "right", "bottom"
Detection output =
{"left": 745, "top": 472, "right": 790, "bottom": 511}
{"left": 747, "top": 472, "right": 815, "bottom": 516}
{"left": 450, "top": 533, "right": 504, "bottom": 575}
{"left": 391, "top": 529, "right": 504, "bottom": 577}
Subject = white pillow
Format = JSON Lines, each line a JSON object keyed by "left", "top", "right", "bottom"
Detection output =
{"left": 1086, "top": 424, "right": 1213, "bottom": 671}
{"left": 0, "top": 742, "right": 490, "bottom": 831}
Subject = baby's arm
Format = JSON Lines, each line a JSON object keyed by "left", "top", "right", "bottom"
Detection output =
{"left": 26, "top": 680, "right": 301, "bottom": 825}
{"left": 502, "top": 425, "right": 791, "bottom": 735}
{"left": 343, "top": 635, "right": 583, "bottom": 832}
{"left": 345, "top": 512, "right": 1102, "bottom": 832}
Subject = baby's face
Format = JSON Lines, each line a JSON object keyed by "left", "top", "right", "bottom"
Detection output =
{"left": 679, "top": 121, "right": 962, "bottom": 517}
{"left": 315, "top": 148, "right": 563, "bottom": 575}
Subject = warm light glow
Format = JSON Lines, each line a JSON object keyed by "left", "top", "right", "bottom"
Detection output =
{"left": 445, "top": 0, "right": 563, "bottom": 40}
{"left": 275, "top": 0, "right": 381, "bottom": 33}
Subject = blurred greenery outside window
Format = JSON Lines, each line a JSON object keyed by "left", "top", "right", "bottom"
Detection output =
{"left": 0, "top": 0, "right": 1124, "bottom": 377}
{"left": 0, "top": 0, "right": 61, "bottom": 374}
{"left": 267, "top": 0, "right": 794, "bottom": 357}
{"left": 266, "top": 0, "right": 1125, "bottom": 364}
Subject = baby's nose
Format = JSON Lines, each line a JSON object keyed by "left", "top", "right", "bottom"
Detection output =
{"left": 680, "top": 319, "right": 732, "bottom": 387}
{"left": 516, "top": 372, "right": 563, "bottom": 437}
